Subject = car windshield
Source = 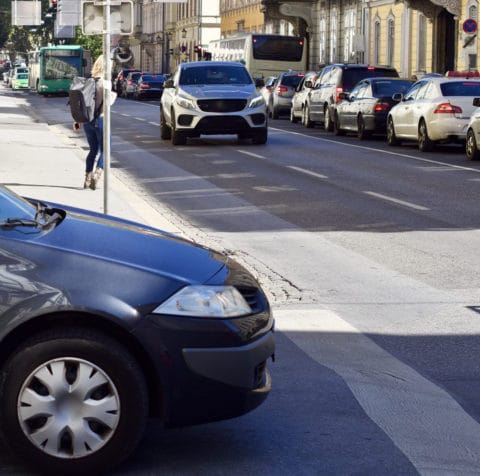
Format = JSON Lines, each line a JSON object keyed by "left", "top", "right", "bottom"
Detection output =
{"left": 372, "top": 80, "right": 413, "bottom": 97}
{"left": 180, "top": 66, "right": 252, "bottom": 86}
{"left": 17, "top": 73, "right": 28, "bottom": 79}
{"left": 440, "top": 81, "right": 480, "bottom": 96}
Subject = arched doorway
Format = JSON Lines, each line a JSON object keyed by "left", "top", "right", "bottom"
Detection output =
{"left": 434, "top": 10, "right": 456, "bottom": 73}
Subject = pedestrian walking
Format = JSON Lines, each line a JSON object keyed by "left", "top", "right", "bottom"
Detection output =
{"left": 73, "top": 55, "right": 116, "bottom": 190}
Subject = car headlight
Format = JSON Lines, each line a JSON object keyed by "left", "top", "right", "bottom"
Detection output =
{"left": 248, "top": 95, "right": 265, "bottom": 109}
{"left": 176, "top": 95, "right": 195, "bottom": 110}
{"left": 153, "top": 285, "right": 252, "bottom": 318}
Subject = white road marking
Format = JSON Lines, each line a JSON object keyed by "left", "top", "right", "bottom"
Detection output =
{"left": 275, "top": 308, "right": 480, "bottom": 474}
{"left": 287, "top": 165, "right": 328, "bottom": 179}
{"left": 363, "top": 191, "right": 430, "bottom": 211}
{"left": 149, "top": 121, "right": 159, "bottom": 126}
{"left": 135, "top": 117, "right": 146, "bottom": 121}
{"left": 270, "top": 126, "right": 480, "bottom": 174}
{"left": 237, "top": 149, "right": 266, "bottom": 159}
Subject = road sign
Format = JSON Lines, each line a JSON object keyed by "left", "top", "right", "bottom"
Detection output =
{"left": 463, "top": 18, "right": 477, "bottom": 34}
{"left": 81, "top": 0, "right": 133, "bottom": 35}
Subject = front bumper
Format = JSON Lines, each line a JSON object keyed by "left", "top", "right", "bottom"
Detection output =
{"left": 133, "top": 309, "right": 274, "bottom": 427}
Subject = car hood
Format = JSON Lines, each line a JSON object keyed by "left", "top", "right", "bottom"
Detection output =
{"left": 23, "top": 203, "right": 227, "bottom": 286}
{"left": 180, "top": 84, "right": 257, "bottom": 100}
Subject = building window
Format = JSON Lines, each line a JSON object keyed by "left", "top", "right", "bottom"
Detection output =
{"left": 319, "top": 16, "right": 327, "bottom": 65}
{"left": 387, "top": 17, "right": 394, "bottom": 66}
{"left": 330, "top": 9, "right": 337, "bottom": 63}
{"left": 418, "top": 14, "right": 426, "bottom": 72}
{"left": 374, "top": 19, "right": 380, "bottom": 65}
{"left": 469, "top": 3, "right": 477, "bottom": 18}
{"left": 343, "top": 8, "right": 356, "bottom": 62}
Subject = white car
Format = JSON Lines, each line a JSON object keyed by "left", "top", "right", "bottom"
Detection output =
{"left": 465, "top": 97, "right": 480, "bottom": 160}
{"left": 160, "top": 61, "right": 268, "bottom": 145}
{"left": 386, "top": 74, "right": 480, "bottom": 151}
{"left": 290, "top": 70, "right": 319, "bottom": 123}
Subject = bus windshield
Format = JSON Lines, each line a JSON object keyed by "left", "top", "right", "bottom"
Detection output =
{"left": 42, "top": 50, "right": 81, "bottom": 80}
{"left": 252, "top": 35, "right": 304, "bottom": 62}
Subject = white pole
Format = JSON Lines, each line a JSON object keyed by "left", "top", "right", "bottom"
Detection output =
{"left": 103, "top": 0, "right": 111, "bottom": 214}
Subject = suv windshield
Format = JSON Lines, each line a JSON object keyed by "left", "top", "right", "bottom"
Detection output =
{"left": 180, "top": 66, "right": 252, "bottom": 86}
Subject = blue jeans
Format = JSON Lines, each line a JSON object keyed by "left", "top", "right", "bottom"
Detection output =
{"left": 83, "top": 116, "right": 103, "bottom": 173}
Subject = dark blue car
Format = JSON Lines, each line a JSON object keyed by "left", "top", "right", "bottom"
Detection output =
{"left": 0, "top": 185, "right": 274, "bottom": 475}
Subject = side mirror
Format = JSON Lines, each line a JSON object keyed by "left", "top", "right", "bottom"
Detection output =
{"left": 164, "top": 78, "right": 174, "bottom": 88}
{"left": 338, "top": 92, "right": 349, "bottom": 100}
{"left": 392, "top": 92, "right": 403, "bottom": 102}
{"left": 473, "top": 97, "right": 480, "bottom": 107}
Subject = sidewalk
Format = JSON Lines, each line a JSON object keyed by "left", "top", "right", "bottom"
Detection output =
{"left": 0, "top": 91, "right": 185, "bottom": 237}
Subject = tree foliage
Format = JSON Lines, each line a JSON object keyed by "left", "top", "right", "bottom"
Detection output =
{"left": 75, "top": 28, "right": 102, "bottom": 60}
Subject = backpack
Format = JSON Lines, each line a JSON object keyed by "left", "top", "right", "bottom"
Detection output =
{"left": 68, "top": 76, "right": 102, "bottom": 123}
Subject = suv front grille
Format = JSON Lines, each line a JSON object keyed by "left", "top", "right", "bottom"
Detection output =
{"left": 197, "top": 99, "right": 247, "bottom": 113}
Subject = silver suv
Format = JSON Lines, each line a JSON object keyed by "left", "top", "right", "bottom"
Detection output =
{"left": 160, "top": 61, "right": 268, "bottom": 145}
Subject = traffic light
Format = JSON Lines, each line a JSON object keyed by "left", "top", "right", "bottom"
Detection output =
{"left": 195, "top": 45, "right": 202, "bottom": 60}
{"left": 46, "top": 0, "right": 58, "bottom": 18}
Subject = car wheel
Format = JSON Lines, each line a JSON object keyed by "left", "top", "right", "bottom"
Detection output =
{"left": 170, "top": 112, "right": 187, "bottom": 146}
{"left": 333, "top": 112, "right": 345, "bottom": 136}
{"left": 324, "top": 106, "right": 333, "bottom": 132}
{"left": 357, "top": 115, "right": 371, "bottom": 140}
{"left": 386, "top": 117, "right": 400, "bottom": 146}
{"left": 271, "top": 105, "right": 279, "bottom": 120}
{"left": 466, "top": 128, "right": 480, "bottom": 160}
{"left": 251, "top": 128, "right": 268, "bottom": 145}
{"left": 302, "top": 105, "right": 314, "bottom": 128}
{"left": 290, "top": 107, "right": 298, "bottom": 123}
{"left": 0, "top": 327, "right": 148, "bottom": 476}
{"left": 160, "top": 107, "right": 171, "bottom": 140}
{"left": 418, "top": 119, "right": 434, "bottom": 152}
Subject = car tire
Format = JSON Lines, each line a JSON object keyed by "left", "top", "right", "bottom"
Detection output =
{"left": 302, "top": 105, "right": 314, "bottom": 128}
{"left": 252, "top": 128, "right": 268, "bottom": 145}
{"left": 160, "top": 108, "right": 171, "bottom": 140}
{"left": 324, "top": 105, "right": 333, "bottom": 132}
{"left": 290, "top": 107, "right": 298, "bottom": 123}
{"left": 357, "top": 115, "right": 371, "bottom": 140}
{"left": 0, "top": 327, "right": 148, "bottom": 476}
{"left": 466, "top": 128, "right": 480, "bottom": 160}
{"left": 170, "top": 112, "right": 187, "bottom": 145}
{"left": 386, "top": 117, "right": 400, "bottom": 146}
{"left": 418, "top": 119, "right": 434, "bottom": 152}
{"left": 333, "top": 112, "right": 345, "bottom": 136}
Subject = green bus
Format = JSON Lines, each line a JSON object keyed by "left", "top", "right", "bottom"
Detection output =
{"left": 28, "top": 45, "right": 92, "bottom": 95}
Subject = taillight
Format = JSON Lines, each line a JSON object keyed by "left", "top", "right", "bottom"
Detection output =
{"left": 335, "top": 87, "right": 343, "bottom": 103}
{"left": 374, "top": 101, "right": 391, "bottom": 112}
{"left": 433, "top": 102, "right": 462, "bottom": 114}
{"left": 127, "top": 80, "right": 132, "bottom": 85}
{"left": 140, "top": 83, "right": 150, "bottom": 89}
{"left": 276, "top": 85, "right": 288, "bottom": 95}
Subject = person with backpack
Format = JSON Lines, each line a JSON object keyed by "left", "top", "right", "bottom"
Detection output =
{"left": 72, "top": 56, "right": 116, "bottom": 190}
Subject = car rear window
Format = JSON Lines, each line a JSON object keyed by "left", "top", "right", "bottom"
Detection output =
{"left": 17, "top": 73, "right": 28, "bottom": 79}
{"left": 142, "top": 75, "right": 164, "bottom": 82}
{"left": 343, "top": 68, "right": 399, "bottom": 91}
{"left": 372, "top": 80, "right": 413, "bottom": 97}
{"left": 281, "top": 75, "right": 303, "bottom": 87}
{"left": 440, "top": 81, "right": 480, "bottom": 96}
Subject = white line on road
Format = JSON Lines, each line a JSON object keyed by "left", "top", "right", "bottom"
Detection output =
{"left": 270, "top": 126, "right": 480, "bottom": 174}
{"left": 287, "top": 165, "right": 328, "bottom": 179}
{"left": 275, "top": 308, "right": 480, "bottom": 474}
{"left": 135, "top": 117, "right": 146, "bottom": 122}
{"left": 149, "top": 122, "right": 159, "bottom": 126}
{"left": 363, "top": 191, "right": 430, "bottom": 211}
{"left": 237, "top": 149, "right": 266, "bottom": 159}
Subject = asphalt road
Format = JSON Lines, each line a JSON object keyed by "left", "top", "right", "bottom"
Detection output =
{"left": 3, "top": 87, "right": 480, "bottom": 475}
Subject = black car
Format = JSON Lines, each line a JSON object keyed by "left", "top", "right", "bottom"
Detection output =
{"left": 134, "top": 73, "right": 165, "bottom": 100}
{"left": 333, "top": 77, "right": 414, "bottom": 139}
{"left": 0, "top": 185, "right": 274, "bottom": 475}
{"left": 304, "top": 64, "right": 400, "bottom": 131}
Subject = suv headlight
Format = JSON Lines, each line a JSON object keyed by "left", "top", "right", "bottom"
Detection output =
{"left": 248, "top": 95, "right": 265, "bottom": 109}
{"left": 176, "top": 95, "right": 195, "bottom": 110}
{"left": 153, "top": 285, "right": 252, "bottom": 318}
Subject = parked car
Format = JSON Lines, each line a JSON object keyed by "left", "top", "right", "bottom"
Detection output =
{"left": 134, "top": 73, "right": 165, "bottom": 100}
{"left": 332, "top": 77, "right": 414, "bottom": 139}
{"left": 114, "top": 68, "right": 141, "bottom": 96}
{"left": 387, "top": 74, "right": 480, "bottom": 151}
{"left": 303, "top": 64, "right": 399, "bottom": 130}
{"left": 160, "top": 61, "right": 268, "bottom": 145}
{"left": 11, "top": 71, "right": 29, "bottom": 90}
{"left": 0, "top": 184, "right": 274, "bottom": 475}
{"left": 267, "top": 70, "right": 304, "bottom": 119}
{"left": 465, "top": 97, "right": 480, "bottom": 160}
{"left": 259, "top": 75, "right": 277, "bottom": 109}
{"left": 121, "top": 71, "right": 142, "bottom": 99}
{"left": 290, "top": 70, "right": 320, "bottom": 123}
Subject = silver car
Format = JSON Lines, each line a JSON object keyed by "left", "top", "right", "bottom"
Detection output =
{"left": 160, "top": 61, "right": 268, "bottom": 145}
{"left": 267, "top": 71, "right": 304, "bottom": 119}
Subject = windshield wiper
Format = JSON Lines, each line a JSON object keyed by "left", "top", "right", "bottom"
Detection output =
{"left": 1, "top": 208, "right": 64, "bottom": 230}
